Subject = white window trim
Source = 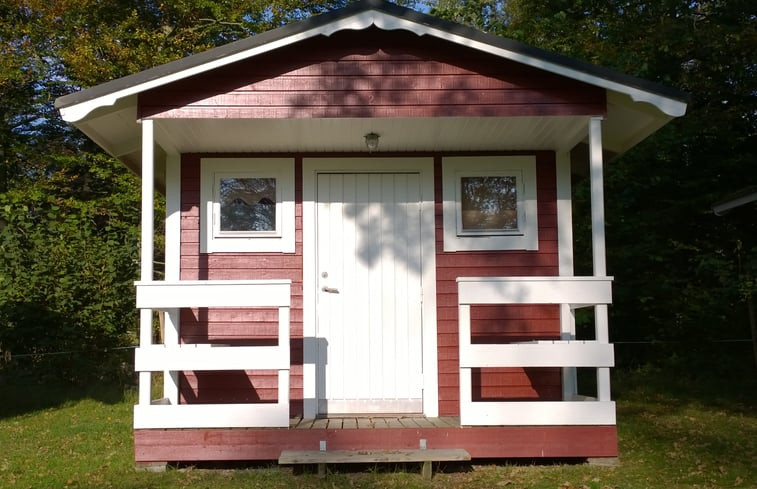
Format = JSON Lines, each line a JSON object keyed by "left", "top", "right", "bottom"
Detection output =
{"left": 442, "top": 156, "right": 538, "bottom": 251}
{"left": 200, "top": 158, "right": 295, "bottom": 253}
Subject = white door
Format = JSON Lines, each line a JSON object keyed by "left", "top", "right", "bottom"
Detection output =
{"left": 316, "top": 172, "right": 424, "bottom": 415}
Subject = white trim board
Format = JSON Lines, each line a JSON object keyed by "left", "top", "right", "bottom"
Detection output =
{"left": 60, "top": 8, "right": 685, "bottom": 123}
{"left": 134, "top": 394, "right": 290, "bottom": 429}
{"left": 135, "top": 280, "right": 292, "bottom": 308}
{"left": 302, "top": 157, "right": 439, "bottom": 419}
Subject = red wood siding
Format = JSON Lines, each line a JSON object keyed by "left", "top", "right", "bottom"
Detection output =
{"left": 135, "top": 425, "right": 618, "bottom": 462}
{"left": 139, "top": 28, "right": 606, "bottom": 119}
{"left": 435, "top": 153, "right": 561, "bottom": 416}
{"left": 179, "top": 151, "right": 560, "bottom": 417}
{"left": 179, "top": 154, "right": 304, "bottom": 415}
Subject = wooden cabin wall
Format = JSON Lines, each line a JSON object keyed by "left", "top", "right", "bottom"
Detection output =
{"left": 157, "top": 28, "right": 599, "bottom": 417}
{"left": 139, "top": 28, "right": 606, "bottom": 120}
{"left": 178, "top": 154, "right": 304, "bottom": 414}
{"left": 434, "top": 153, "right": 561, "bottom": 416}
{"left": 176, "top": 151, "right": 560, "bottom": 416}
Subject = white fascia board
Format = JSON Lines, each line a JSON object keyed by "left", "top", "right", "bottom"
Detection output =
{"left": 60, "top": 13, "right": 379, "bottom": 122}
{"left": 713, "top": 191, "right": 757, "bottom": 215}
{"left": 372, "top": 12, "right": 685, "bottom": 117}
{"left": 408, "top": 25, "right": 686, "bottom": 118}
{"left": 60, "top": 9, "right": 686, "bottom": 123}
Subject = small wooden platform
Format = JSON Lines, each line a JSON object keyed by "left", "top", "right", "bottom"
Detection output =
{"left": 289, "top": 416, "right": 460, "bottom": 429}
{"left": 279, "top": 448, "right": 471, "bottom": 479}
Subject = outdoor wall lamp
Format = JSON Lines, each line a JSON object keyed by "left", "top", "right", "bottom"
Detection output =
{"left": 364, "top": 132, "right": 380, "bottom": 152}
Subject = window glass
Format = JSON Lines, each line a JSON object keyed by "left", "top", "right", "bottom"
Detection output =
{"left": 219, "top": 177, "right": 276, "bottom": 232}
{"left": 460, "top": 176, "right": 517, "bottom": 231}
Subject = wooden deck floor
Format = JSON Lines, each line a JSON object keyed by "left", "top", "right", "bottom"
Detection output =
{"left": 289, "top": 416, "right": 460, "bottom": 430}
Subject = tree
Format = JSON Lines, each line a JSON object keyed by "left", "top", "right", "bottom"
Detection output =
{"left": 429, "top": 0, "right": 507, "bottom": 33}
{"left": 502, "top": 0, "right": 757, "bottom": 369}
{"left": 429, "top": 0, "right": 757, "bottom": 369}
{"left": 0, "top": 0, "right": 371, "bottom": 382}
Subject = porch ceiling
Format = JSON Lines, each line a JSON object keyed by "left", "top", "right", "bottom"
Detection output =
{"left": 79, "top": 87, "right": 666, "bottom": 189}
{"left": 155, "top": 116, "right": 589, "bottom": 154}
{"left": 61, "top": 1, "right": 685, "bottom": 191}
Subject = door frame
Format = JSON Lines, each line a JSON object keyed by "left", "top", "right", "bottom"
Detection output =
{"left": 302, "top": 157, "right": 438, "bottom": 419}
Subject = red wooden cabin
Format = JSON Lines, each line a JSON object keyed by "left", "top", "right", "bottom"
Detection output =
{"left": 56, "top": 0, "right": 687, "bottom": 466}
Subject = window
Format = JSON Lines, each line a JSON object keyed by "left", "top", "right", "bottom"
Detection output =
{"left": 201, "top": 158, "right": 295, "bottom": 253}
{"left": 442, "top": 156, "right": 538, "bottom": 251}
{"left": 459, "top": 175, "right": 518, "bottom": 234}
{"left": 217, "top": 177, "right": 277, "bottom": 234}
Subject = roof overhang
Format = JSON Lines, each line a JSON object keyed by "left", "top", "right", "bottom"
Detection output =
{"left": 55, "top": 0, "right": 688, "bottom": 184}
{"left": 712, "top": 187, "right": 757, "bottom": 216}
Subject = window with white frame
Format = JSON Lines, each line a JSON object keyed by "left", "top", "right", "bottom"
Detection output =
{"left": 442, "top": 156, "right": 538, "bottom": 251}
{"left": 200, "top": 158, "right": 295, "bottom": 253}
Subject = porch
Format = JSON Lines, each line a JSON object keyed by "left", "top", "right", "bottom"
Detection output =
{"left": 132, "top": 275, "right": 617, "bottom": 462}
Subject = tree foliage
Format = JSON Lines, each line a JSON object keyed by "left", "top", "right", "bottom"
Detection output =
{"left": 0, "top": 154, "right": 141, "bottom": 382}
{"left": 1, "top": 0, "right": 754, "bottom": 381}
{"left": 0, "top": 0, "right": 362, "bottom": 382}
{"left": 433, "top": 0, "right": 757, "bottom": 368}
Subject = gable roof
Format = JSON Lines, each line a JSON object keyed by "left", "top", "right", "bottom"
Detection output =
{"left": 56, "top": 0, "right": 687, "bottom": 121}
{"left": 55, "top": 0, "right": 688, "bottom": 185}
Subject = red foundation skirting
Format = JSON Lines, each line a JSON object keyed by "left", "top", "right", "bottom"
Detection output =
{"left": 134, "top": 425, "right": 617, "bottom": 462}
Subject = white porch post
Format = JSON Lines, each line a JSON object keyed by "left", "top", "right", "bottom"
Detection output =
{"left": 556, "top": 151, "right": 578, "bottom": 400}
{"left": 589, "top": 116, "right": 612, "bottom": 402}
{"left": 163, "top": 152, "right": 181, "bottom": 404}
{"left": 138, "top": 119, "right": 155, "bottom": 406}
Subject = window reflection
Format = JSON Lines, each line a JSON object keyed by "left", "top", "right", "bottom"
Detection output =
{"left": 460, "top": 176, "right": 517, "bottom": 231}
{"left": 219, "top": 177, "right": 276, "bottom": 232}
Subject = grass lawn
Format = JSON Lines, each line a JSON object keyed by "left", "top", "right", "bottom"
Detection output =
{"left": 1, "top": 368, "right": 755, "bottom": 489}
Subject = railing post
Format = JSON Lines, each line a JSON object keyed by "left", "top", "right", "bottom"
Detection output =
{"left": 458, "top": 303, "right": 472, "bottom": 424}
{"left": 557, "top": 151, "right": 578, "bottom": 400}
{"left": 140, "top": 119, "right": 154, "bottom": 282}
{"left": 279, "top": 304, "right": 291, "bottom": 412}
{"left": 163, "top": 152, "right": 181, "bottom": 404}
{"left": 560, "top": 306, "right": 578, "bottom": 399}
{"left": 589, "top": 116, "right": 606, "bottom": 278}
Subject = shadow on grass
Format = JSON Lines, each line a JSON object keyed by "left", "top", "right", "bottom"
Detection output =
{"left": 612, "top": 362, "right": 757, "bottom": 415}
{"left": 174, "top": 458, "right": 590, "bottom": 478}
{"left": 0, "top": 371, "right": 133, "bottom": 419}
{"left": 612, "top": 362, "right": 757, "bottom": 482}
{"left": 173, "top": 460, "right": 474, "bottom": 476}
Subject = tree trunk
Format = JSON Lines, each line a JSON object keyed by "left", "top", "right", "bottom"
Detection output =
{"left": 749, "top": 295, "right": 757, "bottom": 370}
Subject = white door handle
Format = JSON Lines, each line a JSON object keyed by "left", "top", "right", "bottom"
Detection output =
{"left": 321, "top": 286, "right": 339, "bottom": 294}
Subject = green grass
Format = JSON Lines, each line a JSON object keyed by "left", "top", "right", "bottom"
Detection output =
{"left": 1, "top": 369, "right": 755, "bottom": 489}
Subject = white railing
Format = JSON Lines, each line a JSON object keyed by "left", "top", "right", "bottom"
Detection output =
{"left": 457, "top": 276, "right": 616, "bottom": 426}
{"left": 133, "top": 280, "right": 291, "bottom": 429}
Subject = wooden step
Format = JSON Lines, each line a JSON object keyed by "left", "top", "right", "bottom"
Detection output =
{"left": 279, "top": 448, "right": 471, "bottom": 479}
